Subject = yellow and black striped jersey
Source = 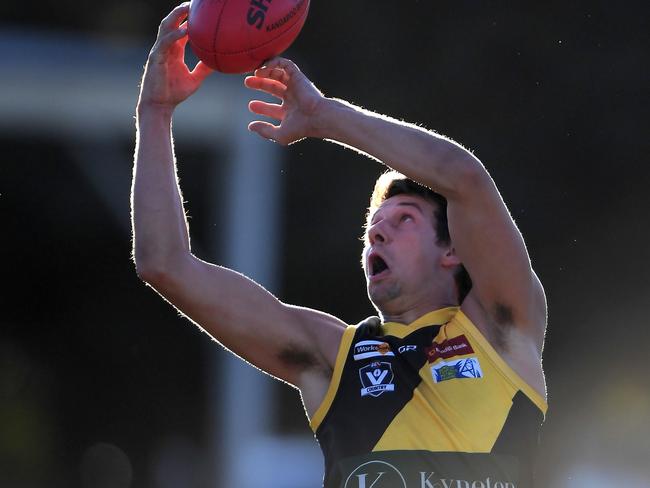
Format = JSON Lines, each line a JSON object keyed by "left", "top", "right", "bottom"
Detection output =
{"left": 311, "top": 307, "right": 547, "bottom": 488}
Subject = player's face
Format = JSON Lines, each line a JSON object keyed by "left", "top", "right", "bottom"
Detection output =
{"left": 362, "top": 195, "right": 446, "bottom": 310}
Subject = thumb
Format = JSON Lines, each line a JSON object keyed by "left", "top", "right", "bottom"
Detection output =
{"left": 191, "top": 61, "right": 213, "bottom": 83}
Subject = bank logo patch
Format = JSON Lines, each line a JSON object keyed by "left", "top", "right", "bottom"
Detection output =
{"left": 353, "top": 340, "right": 395, "bottom": 361}
{"left": 431, "top": 357, "right": 483, "bottom": 383}
{"left": 359, "top": 361, "right": 395, "bottom": 397}
{"left": 426, "top": 335, "right": 474, "bottom": 363}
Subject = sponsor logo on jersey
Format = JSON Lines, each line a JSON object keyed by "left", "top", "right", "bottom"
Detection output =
{"left": 431, "top": 357, "right": 483, "bottom": 383}
{"left": 426, "top": 335, "right": 474, "bottom": 363}
{"left": 359, "top": 361, "right": 395, "bottom": 397}
{"left": 419, "top": 473, "right": 516, "bottom": 488}
{"left": 343, "top": 460, "right": 407, "bottom": 488}
{"left": 354, "top": 340, "right": 395, "bottom": 360}
{"left": 398, "top": 344, "right": 417, "bottom": 353}
{"left": 344, "top": 460, "right": 516, "bottom": 488}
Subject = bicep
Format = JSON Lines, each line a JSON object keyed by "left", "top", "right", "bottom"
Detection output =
{"left": 147, "top": 254, "right": 346, "bottom": 385}
{"left": 447, "top": 170, "right": 546, "bottom": 332}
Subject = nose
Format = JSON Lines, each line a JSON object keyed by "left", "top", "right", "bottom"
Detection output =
{"left": 367, "top": 220, "right": 389, "bottom": 245}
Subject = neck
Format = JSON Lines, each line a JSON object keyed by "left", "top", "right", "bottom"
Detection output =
{"left": 370, "top": 272, "right": 460, "bottom": 325}
{"left": 377, "top": 298, "right": 458, "bottom": 325}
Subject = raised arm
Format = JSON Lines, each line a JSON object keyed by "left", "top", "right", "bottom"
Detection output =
{"left": 132, "top": 7, "right": 345, "bottom": 395}
{"left": 246, "top": 58, "right": 546, "bottom": 351}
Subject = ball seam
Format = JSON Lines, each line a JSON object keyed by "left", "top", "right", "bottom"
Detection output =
{"left": 211, "top": 0, "right": 229, "bottom": 71}
{"left": 211, "top": 4, "right": 309, "bottom": 56}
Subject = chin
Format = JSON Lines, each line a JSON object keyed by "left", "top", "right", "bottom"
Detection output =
{"left": 368, "top": 282, "right": 402, "bottom": 308}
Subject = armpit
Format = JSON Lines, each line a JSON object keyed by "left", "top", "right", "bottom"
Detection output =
{"left": 491, "top": 302, "right": 514, "bottom": 351}
{"left": 278, "top": 343, "right": 320, "bottom": 370}
{"left": 494, "top": 302, "right": 514, "bottom": 325}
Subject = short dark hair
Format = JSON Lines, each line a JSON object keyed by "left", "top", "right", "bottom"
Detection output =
{"left": 366, "top": 170, "right": 472, "bottom": 303}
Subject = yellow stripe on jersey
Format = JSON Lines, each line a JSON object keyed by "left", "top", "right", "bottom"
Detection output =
{"left": 454, "top": 310, "right": 547, "bottom": 413}
{"left": 373, "top": 308, "right": 546, "bottom": 453}
{"left": 310, "top": 325, "right": 356, "bottom": 431}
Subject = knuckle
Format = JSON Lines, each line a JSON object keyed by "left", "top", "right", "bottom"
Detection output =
{"left": 149, "top": 43, "right": 162, "bottom": 57}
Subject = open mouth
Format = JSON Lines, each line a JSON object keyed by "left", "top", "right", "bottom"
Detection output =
{"left": 369, "top": 253, "right": 389, "bottom": 277}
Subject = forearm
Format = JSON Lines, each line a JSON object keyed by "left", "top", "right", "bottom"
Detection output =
{"left": 313, "top": 98, "right": 487, "bottom": 198}
{"left": 132, "top": 103, "right": 191, "bottom": 276}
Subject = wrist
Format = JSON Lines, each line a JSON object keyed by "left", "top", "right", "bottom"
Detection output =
{"left": 309, "top": 97, "right": 348, "bottom": 140}
{"left": 136, "top": 100, "right": 175, "bottom": 123}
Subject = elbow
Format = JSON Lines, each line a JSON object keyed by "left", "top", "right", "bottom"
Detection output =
{"left": 135, "top": 260, "right": 166, "bottom": 286}
{"left": 446, "top": 153, "right": 492, "bottom": 200}
{"left": 133, "top": 250, "right": 177, "bottom": 289}
{"left": 461, "top": 157, "right": 491, "bottom": 187}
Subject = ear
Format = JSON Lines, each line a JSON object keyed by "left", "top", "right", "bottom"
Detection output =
{"left": 440, "top": 246, "right": 462, "bottom": 268}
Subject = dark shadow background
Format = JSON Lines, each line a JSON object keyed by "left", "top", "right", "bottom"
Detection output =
{"left": 1, "top": 1, "right": 649, "bottom": 487}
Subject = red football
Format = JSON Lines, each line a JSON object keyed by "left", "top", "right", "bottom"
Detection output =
{"left": 188, "top": 0, "right": 310, "bottom": 74}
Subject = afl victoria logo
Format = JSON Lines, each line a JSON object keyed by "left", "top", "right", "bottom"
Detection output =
{"left": 343, "top": 460, "right": 407, "bottom": 488}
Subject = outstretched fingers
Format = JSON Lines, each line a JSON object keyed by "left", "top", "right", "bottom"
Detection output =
{"left": 257, "top": 57, "right": 301, "bottom": 78}
{"left": 150, "top": 26, "right": 187, "bottom": 64}
{"left": 245, "top": 57, "right": 316, "bottom": 145}
{"left": 244, "top": 76, "right": 287, "bottom": 100}
{"left": 254, "top": 58, "right": 304, "bottom": 88}
{"left": 153, "top": 4, "right": 190, "bottom": 50}
{"left": 249, "top": 100, "right": 284, "bottom": 121}
{"left": 160, "top": 2, "right": 190, "bottom": 33}
{"left": 253, "top": 66, "right": 290, "bottom": 85}
{"left": 248, "top": 121, "right": 282, "bottom": 143}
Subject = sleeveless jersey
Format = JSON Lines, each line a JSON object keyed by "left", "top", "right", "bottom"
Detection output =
{"left": 310, "top": 307, "right": 547, "bottom": 488}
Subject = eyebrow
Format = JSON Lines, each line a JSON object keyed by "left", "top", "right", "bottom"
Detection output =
{"left": 396, "top": 201, "right": 423, "bottom": 212}
{"left": 369, "top": 200, "right": 424, "bottom": 225}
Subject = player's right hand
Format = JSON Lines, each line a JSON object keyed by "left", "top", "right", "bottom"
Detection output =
{"left": 138, "top": 3, "right": 213, "bottom": 110}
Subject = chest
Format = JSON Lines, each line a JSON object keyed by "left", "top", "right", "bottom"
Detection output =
{"left": 345, "top": 325, "right": 491, "bottom": 405}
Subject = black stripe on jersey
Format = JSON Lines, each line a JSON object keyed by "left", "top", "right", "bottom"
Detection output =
{"left": 316, "top": 317, "right": 443, "bottom": 487}
{"left": 491, "top": 390, "right": 545, "bottom": 486}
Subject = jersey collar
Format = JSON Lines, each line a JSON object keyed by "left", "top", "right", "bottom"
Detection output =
{"left": 382, "top": 307, "right": 459, "bottom": 337}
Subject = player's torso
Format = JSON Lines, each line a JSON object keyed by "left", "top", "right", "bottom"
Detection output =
{"left": 310, "top": 307, "right": 547, "bottom": 488}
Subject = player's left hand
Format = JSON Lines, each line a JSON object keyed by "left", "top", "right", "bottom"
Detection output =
{"left": 244, "top": 57, "right": 325, "bottom": 145}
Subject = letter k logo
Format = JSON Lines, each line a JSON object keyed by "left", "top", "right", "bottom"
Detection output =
{"left": 357, "top": 472, "right": 385, "bottom": 488}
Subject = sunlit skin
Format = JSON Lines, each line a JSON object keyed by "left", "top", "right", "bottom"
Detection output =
{"left": 132, "top": 4, "right": 547, "bottom": 423}
{"left": 362, "top": 195, "right": 461, "bottom": 325}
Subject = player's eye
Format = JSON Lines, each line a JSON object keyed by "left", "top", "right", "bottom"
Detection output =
{"left": 400, "top": 214, "right": 414, "bottom": 223}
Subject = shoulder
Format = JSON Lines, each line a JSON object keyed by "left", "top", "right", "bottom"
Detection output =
{"left": 460, "top": 293, "right": 547, "bottom": 399}
{"left": 355, "top": 316, "right": 383, "bottom": 338}
{"left": 461, "top": 273, "right": 546, "bottom": 353}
